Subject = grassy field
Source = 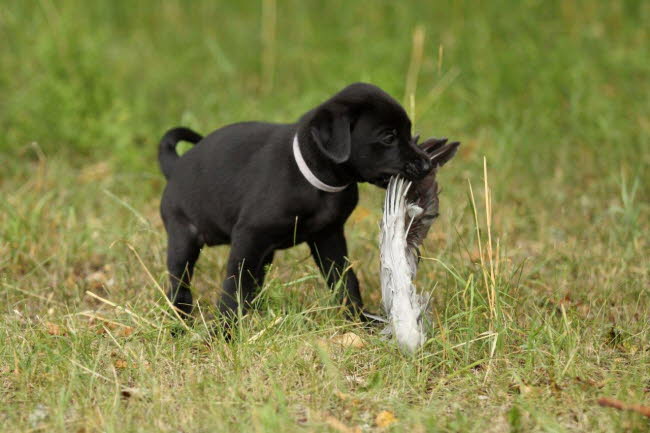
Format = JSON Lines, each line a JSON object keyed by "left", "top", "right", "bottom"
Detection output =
{"left": 1, "top": 1, "right": 649, "bottom": 431}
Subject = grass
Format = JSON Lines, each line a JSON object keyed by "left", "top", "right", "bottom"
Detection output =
{"left": 1, "top": 0, "right": 649, "bottom": 431}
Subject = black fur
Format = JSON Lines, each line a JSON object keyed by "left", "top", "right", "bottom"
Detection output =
{"left": 159, "top": 83, "right": 434, "bottom": 323}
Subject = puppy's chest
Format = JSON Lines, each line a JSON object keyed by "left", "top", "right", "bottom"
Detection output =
{"left": 264, "top": 189, "right": 358, "bottom": 250}
{"left": 302, "top": 200, "right": 342, "bottom": 230}
{"left": 295, "top": 193, "right": 355, "bottom": 235}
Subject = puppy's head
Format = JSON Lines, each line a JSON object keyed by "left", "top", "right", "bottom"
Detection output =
{"left": 306, "top": 82, "right": 433, "bottom": 188}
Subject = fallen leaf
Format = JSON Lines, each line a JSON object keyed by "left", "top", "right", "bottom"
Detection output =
{"left": 330, "top": 332, "right": 366, "bottom": 349}
{"left": 575, "top": 376, "right": 605, "bottom": 389}
{"left": 325, "top": 416, "right": 361, "bottom": 433}
{"left": 45, "top": 322, "right": 65, "bottom": 336}
{"left": 509, "top": 382, "right": 533, "bottom": 395}
{"left": 86, "top": 270, "right": 107, "bottom": 284}
{"left": 85, "top": 268, "right": 115, "bottom": 290}
{"left": 375, "top": 410, "right": 397, "bottom": 428}
{"left": 334, "top": 390, "right": 362, "bottom": 406}
{"left": 598, "top": 397, "right": 650, "bottom": 418}
{"left": 335, "top": 390, "right": 351, "bottom": 401}
{"left": 121, "top": 387, "right": 146, "bottom": 400}
{"left": 119, "top": 326, "right": 134, "bottom": 337}
{"left": 114, "top": 359, "right": 128, "bottom": 369}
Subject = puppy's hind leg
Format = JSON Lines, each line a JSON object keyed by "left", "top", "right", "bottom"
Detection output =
{"left": 165, "top": 221, "right": 202, "bottom": 319}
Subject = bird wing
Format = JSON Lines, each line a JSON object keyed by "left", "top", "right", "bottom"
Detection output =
{"left": 380, "top": 177, "right": 412, "bottom": 313}
{"left": 380, "top": 176, "right": 429, "bottom": 353}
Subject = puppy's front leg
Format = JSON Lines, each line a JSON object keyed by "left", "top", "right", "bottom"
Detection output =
{"left": 219, "top": 231, "right": 274, "bottom": 321}
{"left": 308, "top": 226, "right": 364, "bottom": 317}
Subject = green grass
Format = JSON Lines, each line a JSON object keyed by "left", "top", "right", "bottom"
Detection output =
{"left": 1, "top": 1, "right": 649, "bottom": 431}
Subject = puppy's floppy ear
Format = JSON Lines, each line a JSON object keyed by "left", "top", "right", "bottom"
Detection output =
{"left": 310, "top": 108, "right": 351, "bottom": 164}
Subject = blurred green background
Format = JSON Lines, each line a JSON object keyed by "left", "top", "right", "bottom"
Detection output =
{"left": 3, "top": 0, "right": 648, "bottom": 187}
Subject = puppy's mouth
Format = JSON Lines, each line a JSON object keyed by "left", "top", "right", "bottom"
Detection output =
{"left": 369, "top": 165, "right": 427, "bottom": 188}
{"left": 403, "top": 162, "right": 430, "bottom": 181}
{"left": 369, "top": 173, "right": 394, "bottom": 188}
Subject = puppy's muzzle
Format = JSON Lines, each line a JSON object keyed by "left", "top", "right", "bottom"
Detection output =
{"left": 403, "top": 135, "right": 432, "bottom": 180}
{"left": 404, "top": 158, "right": 431, "bottom": 180}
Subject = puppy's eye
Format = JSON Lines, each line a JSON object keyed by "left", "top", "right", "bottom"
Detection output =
{"left": 381, "top": 131, "right": 397, "bottom": 145}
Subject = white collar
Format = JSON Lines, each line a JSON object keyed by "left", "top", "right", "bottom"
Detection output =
{"left": 292, "top": 134, "right": 349, "bottom": 193}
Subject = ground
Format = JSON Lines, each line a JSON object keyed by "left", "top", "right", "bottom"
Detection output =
{"left": 1, "top": 1, "right": 649, "bottom": 432}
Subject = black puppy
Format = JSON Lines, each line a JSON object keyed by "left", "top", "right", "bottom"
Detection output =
{"left": 159, "top": 83, "right": 435, "bottom": 323}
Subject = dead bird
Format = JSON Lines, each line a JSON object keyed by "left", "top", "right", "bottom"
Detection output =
{"left": 379, "top": 136, "right": 459, "bottom": 354}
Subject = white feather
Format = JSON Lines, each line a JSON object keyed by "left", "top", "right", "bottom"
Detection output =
{"left": 379, "top": 176, "right": 429, "bottom": 354}
{"left": 377, "top": 136, "right": 458, "bottom": 354}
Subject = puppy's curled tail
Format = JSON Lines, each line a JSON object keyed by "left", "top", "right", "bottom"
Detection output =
{"left": 158, "top": 127, "right": 203, "bottom": 179}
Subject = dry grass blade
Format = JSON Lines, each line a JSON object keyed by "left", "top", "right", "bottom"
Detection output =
{"left": 248, "top": 315, "right": 284, "bottom": 343}
{"left": 85, "top": 291, "right": 158, "bottom": 329}
{"left": 404, "top": 24, "right": 425, "bottom": 124}
{"left": 77, "top": 311, "right": 133, "bottom": 329}
{"left": 124, "top": 243, "right": 190, "bottom": 330}
{"left": 260, "top": 0, "right": 276, "bottom": 94}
